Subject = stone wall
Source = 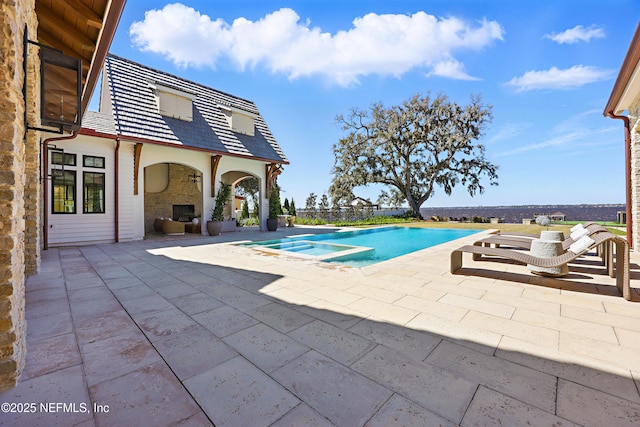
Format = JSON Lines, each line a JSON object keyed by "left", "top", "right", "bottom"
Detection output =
{"left": 144, "top": 163, "right": 203, "bottom": 232}
{"left": 24, "top": 38, "right": 41, "bottom": 274}
{"left": 0, "top": 0, "right": 37, "bottom": 391}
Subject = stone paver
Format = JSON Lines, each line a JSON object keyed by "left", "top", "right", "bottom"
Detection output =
{"left": 223, "top": 323, "right": 309, "bottom": 373}
{"left": 185, "top": 356, "right": 299, "bottom": 426}
{"left": 461, "top": 386, "right": 580, "bottom": 427}
{"left": 90, "top": 362, "right": 202, "bottom": 426}
{"left": 271, "top": 351, "right": 392, "bottom": 426}
{"left": 2, "top": 226, "right": 640, "bottom": 426}
{"left": 367, "top": 394, "right": 457, "bottom": 427}
{"left": 352, "top": 344, "right": 477, "bottom": 423}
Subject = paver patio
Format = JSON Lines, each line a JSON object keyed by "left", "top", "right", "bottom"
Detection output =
{"left": 1, "top": 226, "right": 640, "bottom": 426}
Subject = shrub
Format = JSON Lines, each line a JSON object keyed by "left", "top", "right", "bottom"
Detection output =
{"left": 209, "top": 182, "right": 231, "bottom": 222}
{"left": 268, "top": 185, "right": 281, "bottom": 220}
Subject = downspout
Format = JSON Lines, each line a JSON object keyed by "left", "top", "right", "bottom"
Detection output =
{"left": 114, "top": 137, "right": 120, "bottom": 242}
{"left": 41, "top": 131, "right": 78, "bottom": 250}
{"left": 605, "top": 112, "right": 633, "bottom": 249}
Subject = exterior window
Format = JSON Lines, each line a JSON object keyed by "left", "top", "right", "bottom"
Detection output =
{"left": 83, "top": 155, "right": 105, "bottom": 168}
{"left": 83, "top": 172, "right": 105, "bottom": 214}
{"left": 51, "top": 152, "right": 76, "bottom": 166}
{"left": 151, "top": 83, "right": 195, "bottom": 122}
{"left": 52, "top": 171, "right": 76, "bottom": 214}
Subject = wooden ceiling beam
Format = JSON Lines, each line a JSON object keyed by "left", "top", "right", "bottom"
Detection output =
{"left": 37, "top": 3, "right": 97, "bottom": 50}
{"left": 39, "top": 28, "right": 93, "bottom": 66}
{"left": 57, "top": 0, "right": 103, "bottom": 29}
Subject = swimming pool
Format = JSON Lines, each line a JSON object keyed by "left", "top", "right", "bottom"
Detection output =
{"left": 239, "top": 226, "right": 480, "bottom": 267}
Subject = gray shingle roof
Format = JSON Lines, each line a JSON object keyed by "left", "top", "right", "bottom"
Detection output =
{"left": 81, "top": 111, "right": 117, "bottom": 135}
{"left": 102, "top": 54, "right": 288, "bottom": 163}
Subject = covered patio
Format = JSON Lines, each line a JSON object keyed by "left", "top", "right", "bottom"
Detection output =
{"left": 1, "top": 228, "right": 639, "bottom": 426}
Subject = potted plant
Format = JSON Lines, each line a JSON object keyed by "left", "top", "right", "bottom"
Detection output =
{"left": 207, "top": 182, "right": 231, "bottom": 236}
{"left": 267, "top": 185, "right": 280, "bottom": 231}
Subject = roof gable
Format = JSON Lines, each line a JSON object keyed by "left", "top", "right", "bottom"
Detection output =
{"left": 604, "top": 23, "right": 640, "bottom": 115}
{"left": 102, "top": 55, "right": 288, "bottom": 164}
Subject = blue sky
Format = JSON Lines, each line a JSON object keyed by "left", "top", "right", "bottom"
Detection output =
{"left": 93, "top": 1, "right": 638, "bottom": 208}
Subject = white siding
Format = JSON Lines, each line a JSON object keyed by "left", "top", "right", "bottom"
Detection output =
{"left": 47, "top": 135, "right": 117, "bottom": 246}
{"left": 46, "top": 135, "right": 274, "bottom": 245}
{"left": 117, "top": 142, "right": 136, "bottom": 242}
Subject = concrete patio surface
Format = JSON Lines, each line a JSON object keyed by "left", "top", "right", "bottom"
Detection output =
{"left": 1, "top": 226, "right": 640, "bottom": 426}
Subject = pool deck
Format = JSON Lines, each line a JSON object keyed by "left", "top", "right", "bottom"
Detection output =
{"left": 2, "top": 225, "right": 640, "bottom": 426}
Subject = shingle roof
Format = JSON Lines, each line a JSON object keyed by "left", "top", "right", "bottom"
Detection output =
{"left": 102, "top": 54, "right": 288, "bottom": 164}
{"left": 81, "top": 111, "right": 117, "bottom": 135}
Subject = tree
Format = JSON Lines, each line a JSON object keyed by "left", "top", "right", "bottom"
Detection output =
{"left": 236, "top": 177, "right": 259, "bottom": 202}
{"left": 283, "top": 198, "right": 290, "bottom": 214}
{"left": 330, "top": 93, "right": 498, "bottom": 217}
{"left": 290, "top": 199, "right": 297, "bottom": 216}
{"left": 305, "top": 193, "right": 318, "bottom": 219}
{"left": 318, "top": 193, "right": 330, "bottom": 221}
{"left": 252, "top": 198, "right": 259, "bottom": 218}
{"left": 240, "top": 198, "right": 250, "bottom": 220}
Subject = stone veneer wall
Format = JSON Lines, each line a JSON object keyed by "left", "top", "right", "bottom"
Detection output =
{"left": 24, "top": 34, "right": 41, "bottom": 274}
{"left": 0, "top": 0, "right": 37, "bottom": 391}
{"left": 144, "top": 164, "right": 203, "bottom": 232}
{"left": 629, "top": 98, "right": 640, "bottom": 251}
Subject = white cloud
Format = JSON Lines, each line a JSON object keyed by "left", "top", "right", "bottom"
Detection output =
{"left": 545, "top": 25, "right": 605, "bottom": 44}
{"left": 496, "top": 111, "right": 618, "bottom": 156}
{"left": 129, "top": 4, "right": 504, "bottom": 86}
{"left": 129, "top": 4, "right": 232, "bottom": 68}
{"left": 486, "top": 122, "right": 531, "bottom": 144}
{"left": 427, "top": 59, "right": 480, "bottom": 81}
{"left": 505, "top": 65, "right": 614, "bottom": 92}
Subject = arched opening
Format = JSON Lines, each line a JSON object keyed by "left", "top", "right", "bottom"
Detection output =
{"left": 221, "top": 171, "right": 262, "bottom": 228}
{"left": 144, "top": 162, "right": 203, "bottom": 234}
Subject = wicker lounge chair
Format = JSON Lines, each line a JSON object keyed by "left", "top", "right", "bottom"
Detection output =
{"left": 475, "top": 224, "right": 612, "bottom": 273}
{"left": 450, "top": 232, "right": 631, "bottom": 300}
{"left": 482, "top": 223, "right": 607, "bottom": 250}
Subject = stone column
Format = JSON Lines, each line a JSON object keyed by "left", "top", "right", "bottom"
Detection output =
{"left": 0, "top": 0, "right": 37, "bottom": 391}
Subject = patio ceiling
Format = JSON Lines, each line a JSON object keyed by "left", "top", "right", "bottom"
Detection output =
{"left": 35, "top": 0, "right": 126, "bottom": 114}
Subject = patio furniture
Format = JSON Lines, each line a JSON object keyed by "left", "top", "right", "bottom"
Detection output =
{"left": 450, "top": 232, "right": 631, "bottom": 300}
{"left": 528, "top": 239, "right": 568, "bottom": 277}
{"left": 475, "top": 223, "right": 611, "bottom": 270}
{"left": 161, "top": 220, "right": 185, "bottom": 235}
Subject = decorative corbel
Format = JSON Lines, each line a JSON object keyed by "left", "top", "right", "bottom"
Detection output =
{"left": 265, "top": 163, "right": 283, "bottom": 194}
{"left": 210, "top": 155, "right": 221, "bottom": 197}
{"left": 133, "top": 143, "right": 143, "bottom": 195}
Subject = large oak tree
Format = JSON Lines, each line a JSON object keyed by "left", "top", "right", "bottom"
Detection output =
{"left": 330, "top": 93, "right": 499, "bottom": 216}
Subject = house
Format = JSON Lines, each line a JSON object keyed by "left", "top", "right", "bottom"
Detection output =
{"left": 44, "top": 54, "right": 288, "bottom": 247}
{"left": 604, "top": 23, "right": 640, "bottom": 250}
{"left": 1, "top": 0, "right": 126, "bottom": 390}
{"left": 350, "top": 197, "right": 380, "bottom": 210}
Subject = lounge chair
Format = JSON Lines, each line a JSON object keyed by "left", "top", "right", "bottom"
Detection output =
{"left": 493, "top": 222, "right": 599, "bottom": 239}
{"left": 481, "top": 223, "right": 607, "bottom": 251}
{"left": 475, "top": 224, "right": 612, "bottom": 273}
{"left": 450, "top": 232, "right": 631, "bottom": 300}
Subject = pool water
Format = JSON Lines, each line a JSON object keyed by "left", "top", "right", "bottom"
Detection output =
{"left": 240, "top": 226, "right": 480, "bottom": 267}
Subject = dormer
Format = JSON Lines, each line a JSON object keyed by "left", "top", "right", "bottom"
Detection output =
{"left": 218, "top": 104, "right": 257, "bottom": 136}
{"left": 150, "top": 82, "right": 196, "bottom": 122}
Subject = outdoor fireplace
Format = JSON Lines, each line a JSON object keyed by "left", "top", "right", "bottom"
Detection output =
{"left": 173, "top": 204, "right": 195, "bottom": 221}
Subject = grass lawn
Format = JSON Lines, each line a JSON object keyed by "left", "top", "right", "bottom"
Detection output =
{"left": 405, "top": 221, "right": 626, "bottom": 237}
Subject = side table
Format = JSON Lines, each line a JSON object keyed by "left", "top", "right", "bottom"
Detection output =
{"left": 528, "top": 239, "right": 568, "bottom": 277}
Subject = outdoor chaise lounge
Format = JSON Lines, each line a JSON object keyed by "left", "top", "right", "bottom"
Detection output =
{"left": 475, "top": 224, "right": 612, "bottom": 270}
{"left": 478, "top": 223, "right": 607, "bottom": 251}
{"left": 450, "top": 232, "right": 632, "bottom": 300}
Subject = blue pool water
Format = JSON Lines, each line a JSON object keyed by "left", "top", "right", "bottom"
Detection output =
{"left": 240, "top": 226, "right": 480, "bottom": 267}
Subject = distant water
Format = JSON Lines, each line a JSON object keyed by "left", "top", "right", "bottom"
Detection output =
{"left": 420, "top": 204, "right": 625, "bottom": 223}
